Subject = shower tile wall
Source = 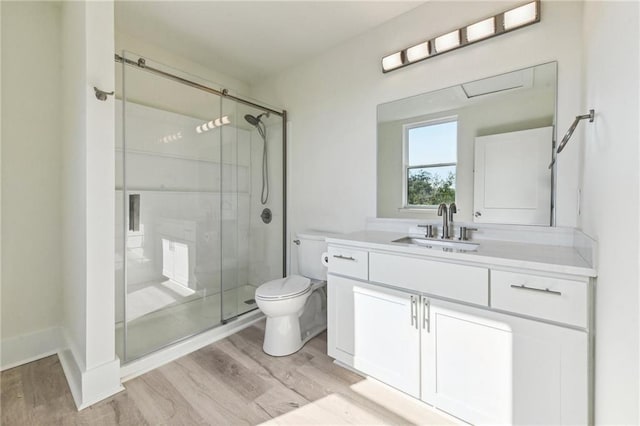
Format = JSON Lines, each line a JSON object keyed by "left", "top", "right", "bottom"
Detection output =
{"left": 248, "top": 121, "right": 284, "bottom": 286}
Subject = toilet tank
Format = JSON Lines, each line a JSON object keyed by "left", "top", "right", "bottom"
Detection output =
{"left": 296, "top": 231, "right": 339, "bottom": 281}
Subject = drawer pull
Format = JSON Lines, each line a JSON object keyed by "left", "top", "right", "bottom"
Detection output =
{"left": 333, "top": 255, "right": 356, "bottom": 261}
{"left": 510, "top": 284, "right": 562, "bottom": 296}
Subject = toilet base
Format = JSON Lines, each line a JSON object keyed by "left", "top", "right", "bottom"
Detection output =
{"left": 263, "top": 314, "right": 304, "bottom": 356}
{"left": 263, "top": 315, "right": 327, "bottom": 357}
{"left": 261, "top": 285, "right": 327, "bottom": 357}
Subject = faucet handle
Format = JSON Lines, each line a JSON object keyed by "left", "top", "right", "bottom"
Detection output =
{"left": 458, "top": 226, "right": 478, "bottom": 241}
{"left": 418, "top": 224, "right": 434, "bottom": 238}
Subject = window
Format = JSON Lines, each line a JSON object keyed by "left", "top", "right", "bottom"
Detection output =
{"left": 404, "top": 118, "right": 457, "bottom": 207}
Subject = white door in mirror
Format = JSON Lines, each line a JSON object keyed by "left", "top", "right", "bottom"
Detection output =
{"left": 474, "top": 126, "right": 553, "bottom": 225}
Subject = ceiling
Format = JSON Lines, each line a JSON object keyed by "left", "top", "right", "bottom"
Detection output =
{"left": 115, "top": 1, "right": 423, "bottom": 85}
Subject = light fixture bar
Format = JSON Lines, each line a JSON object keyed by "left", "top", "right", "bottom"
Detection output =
{"left": 381, "top": 0, "right": 540, "bottom": 73}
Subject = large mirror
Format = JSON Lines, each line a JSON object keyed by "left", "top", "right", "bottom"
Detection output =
{"left": 377, "top": 62, "right": 557, "bottom": 226}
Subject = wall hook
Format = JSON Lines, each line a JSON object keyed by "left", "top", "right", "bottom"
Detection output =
{"left": 94, "top": 87, "right": 114, "bottom": 101}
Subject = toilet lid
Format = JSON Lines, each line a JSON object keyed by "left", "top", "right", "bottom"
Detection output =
{"left": 256, "top": 275, "right": 311, "bottom": 300}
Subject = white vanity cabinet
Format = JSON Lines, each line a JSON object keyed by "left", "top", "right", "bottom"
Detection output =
{"left": 422, "top": 298, "right": 588, "bottom": 426}
{"left": 352, "top": 283, "right": 420, "bottom": 398}
{"left": 327, "top": 275, "right": 356, "bottom": 365}
{"left": 327, "top": 240, "right": 593, "bottom": 426}
{"left": 326, "top": 245, "right": 369, "bottom": 365}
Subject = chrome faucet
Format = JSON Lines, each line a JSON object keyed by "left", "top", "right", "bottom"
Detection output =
{"left": 437, "top": 203, "right": 448, "bottom": 239}
{"left": 448, "top": 203, "right": 457, "bottom": 238}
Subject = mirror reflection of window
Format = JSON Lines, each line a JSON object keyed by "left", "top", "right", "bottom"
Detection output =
{"left": 404, "top": 118, "right": 457, "bottom": 207}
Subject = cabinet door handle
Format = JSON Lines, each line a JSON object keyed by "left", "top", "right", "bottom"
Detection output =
{"left": 410, "top": 296, "right": 415, "bottom": 327}
{"left": 410, "top": 296, "right": 419, "bottom": 329}
{"left": 510, "top": 284, "right": 562, "bottom": 296}
{"left": 423, "top": 298, "right": 430, "bottom": 332}
{"left": 333, "top": 255, "right": 355, "bottom": 261}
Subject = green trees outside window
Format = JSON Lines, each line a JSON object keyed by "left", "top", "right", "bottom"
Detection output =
{"left": 407, "top": 168, "right": 455, "bottom": 206}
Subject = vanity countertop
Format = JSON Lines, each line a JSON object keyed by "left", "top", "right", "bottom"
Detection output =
{"left": 326, "top": 230, "right": 596, "bottom": 278}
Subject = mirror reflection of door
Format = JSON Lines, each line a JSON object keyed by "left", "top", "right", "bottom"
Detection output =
{"left": 473, "top": 127, "right": 553, "bottom": 225}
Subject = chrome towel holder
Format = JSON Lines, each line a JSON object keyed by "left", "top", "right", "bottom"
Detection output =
{"left": 94, "top": 86, "right": 114, "bottom": 101}
{"left": 549, "top": 109, "right": 595, "bottom": 169}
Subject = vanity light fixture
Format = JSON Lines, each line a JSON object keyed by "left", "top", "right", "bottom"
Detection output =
{"left": 466, "top": 17, "right": 496, "bottom": 43}
{"left": 504, "top": 1, "right": 538, "bottom": 30}
{"left": 406, "top": 41, "right": 430, "bottom": 63}
{"left": 382, "top": 52, "right": 404, "bottom": 72}
{"left": 381, "top": 0, "right": 540, "bottom": 73}
{"left": 434, "top": 30, "right": 461, "bottom": 53}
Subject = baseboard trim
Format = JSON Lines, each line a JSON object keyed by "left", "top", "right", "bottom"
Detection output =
{"left": 58, "top": 338, "right": 124, "bottom": 410}
{"left": 1, "top": 327, "right": 62, "bottom": 371}
{"left": 120, "top": 310, "right": 264, "bottom": 382}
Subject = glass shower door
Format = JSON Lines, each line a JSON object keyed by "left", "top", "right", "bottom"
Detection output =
{"left": 116, "top": 52, "right": 225, "bottom": 361}
{"left": 115, "top": 52, "right": 285, "bottom": 363}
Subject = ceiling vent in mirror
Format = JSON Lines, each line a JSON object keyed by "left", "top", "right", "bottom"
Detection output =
{"left": 381, "top": 0, "right": 540, "bottom": 73}
{"left": 462, "top": 68, "right": 534, "bottom": 98}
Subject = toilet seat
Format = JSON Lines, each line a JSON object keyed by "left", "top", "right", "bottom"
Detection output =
{"left": 256, "top": 275, "right": 311, "bottom": 300}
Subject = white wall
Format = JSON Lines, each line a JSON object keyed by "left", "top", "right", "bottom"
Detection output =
{"left": 580, "top": 2, "right": 639, "bottom": 423}
{"left": 252, "top": 1, "right": 584, "bottom": 242}
{"left": 116, "top": 31, "right": 250, "bottom": 98}
{"left": 0, "top": 1, "right": 63, "bottom": 366}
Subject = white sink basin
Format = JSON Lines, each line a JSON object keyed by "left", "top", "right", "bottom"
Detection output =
{"left": 392, "top": 236, "right": 480, "bottom": 252}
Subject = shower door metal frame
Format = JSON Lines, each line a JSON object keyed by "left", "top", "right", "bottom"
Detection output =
{"left": 117, "top": 52, "right": 288, "bottom": 359}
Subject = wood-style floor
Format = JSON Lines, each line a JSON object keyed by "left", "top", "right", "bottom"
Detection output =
{"left": 1, "top": 321, "right": 456, "bottom": 425}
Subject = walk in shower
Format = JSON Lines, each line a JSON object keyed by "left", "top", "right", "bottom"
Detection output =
{"left": 115, "top": 52, "right": 286, "bottom": 363}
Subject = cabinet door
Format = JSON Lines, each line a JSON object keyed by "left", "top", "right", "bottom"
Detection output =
{"left": 423, "top": 299, "right": 588, "bottom": 425}
{"left": 422, "top": 301, "right": 513, "bottom": 424}
{"left": 327, "top": 274, "right": 356, "bottom": 366}
{"left": 353, "top": 284, "right": 420, "bottom": 398}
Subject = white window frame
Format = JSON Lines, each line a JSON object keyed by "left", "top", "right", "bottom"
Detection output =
{"left": 402, "top": 116, "right": 458, "bottom": 208}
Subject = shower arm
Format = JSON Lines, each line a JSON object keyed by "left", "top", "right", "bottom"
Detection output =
{"left": 549, "top": 109, "right": 595, "bottom": 169}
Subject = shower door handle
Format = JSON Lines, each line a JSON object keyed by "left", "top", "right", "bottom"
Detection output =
{"left": 129, "top": 194, "right": 140, "bottom": 232}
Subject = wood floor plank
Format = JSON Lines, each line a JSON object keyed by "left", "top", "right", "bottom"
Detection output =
{"left": 190, "top": 344, "right": 271, "bottom": 402}
{"left": 70, "top": 391, "right": 149, "bottom": 426}
{"left": 20, "top": 355, "right": 78, "bottom": 424}
{"left": 1, "top": 321, "right": 457, "bottom": 425}
{"left": 125, "top": 368, "right": 208, "bottom": 425}
{"left": 163, "top": 355, "right": 272, "bottom": 425}
{"left": 0, "top": 365, "right": 33, "bottom": 425}
{"left": 226, "top": 329, "right": 337, "bottom": 402}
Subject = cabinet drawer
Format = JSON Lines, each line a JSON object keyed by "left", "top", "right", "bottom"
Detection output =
{"left": 369, "top": 253, "right": 489, "bottom": 305}
{"left": 327, "top": 246, "right": 368, "bottom": 280}
{"left": 491, "top": 270, "right": 588, "bottom": 328}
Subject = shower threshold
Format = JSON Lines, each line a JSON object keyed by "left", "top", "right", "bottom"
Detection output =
{"left": 116, "top": 283, "right": 259, "bottom": 366}
{"left": 119, "top": 307, "right": 263, "bottom": 382}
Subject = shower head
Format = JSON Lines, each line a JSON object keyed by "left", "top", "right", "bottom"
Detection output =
{"left": 244, "top": 112, "right": 269, "bottom": 127}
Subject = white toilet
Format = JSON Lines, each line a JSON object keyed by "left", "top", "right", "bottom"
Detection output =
{"left": 255, "top": 231, "right": 331, "bottom": 356}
